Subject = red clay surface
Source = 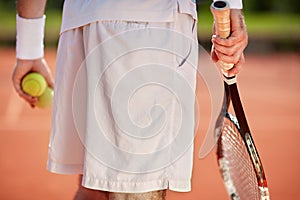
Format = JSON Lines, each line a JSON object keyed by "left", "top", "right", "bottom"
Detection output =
{"left": 0, "top": 47, "right": 299, "bottom": 199}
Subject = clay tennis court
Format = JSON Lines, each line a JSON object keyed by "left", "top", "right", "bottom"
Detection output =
{"left": 0, "top": 47, "right": 299, "bottom": 199}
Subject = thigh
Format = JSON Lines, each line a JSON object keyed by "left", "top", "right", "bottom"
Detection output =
{"left": 109, "top": 190, "right": 166, "bottom": 200}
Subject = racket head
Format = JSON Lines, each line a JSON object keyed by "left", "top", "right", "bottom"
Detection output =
{"left": 216, "top": 112, "right": 270, "bottom": 200}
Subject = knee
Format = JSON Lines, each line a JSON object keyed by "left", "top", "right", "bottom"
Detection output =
{"left": 109, "top": 190, "right": 166, "bottom": 200}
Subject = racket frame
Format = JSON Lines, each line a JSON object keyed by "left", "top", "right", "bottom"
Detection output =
{"left": 219, "top": 77, "right": 270, "bottom": 199}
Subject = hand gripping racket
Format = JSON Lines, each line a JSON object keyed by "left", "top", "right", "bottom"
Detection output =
{"left": 211, "top": 1, "right": 270, "bottom": 199}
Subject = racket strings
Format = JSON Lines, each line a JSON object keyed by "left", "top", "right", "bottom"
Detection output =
{"left": 218, "top": 116, "right": 260, "bottom": 200}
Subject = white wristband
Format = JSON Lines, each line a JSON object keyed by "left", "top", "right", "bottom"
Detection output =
{"left": 213, "top": 0, "right": 243, "bottom": 9}
{"left": 16, "top": 14, "right": 46, "bottom": 60}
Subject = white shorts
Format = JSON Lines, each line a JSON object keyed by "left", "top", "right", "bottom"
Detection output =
{"left": 47, "top": 10, "right": 198, "bottom": 193}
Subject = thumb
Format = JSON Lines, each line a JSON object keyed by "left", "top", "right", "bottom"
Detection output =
{"left": 36, "top": 59, "right": 54, "bottom": 89}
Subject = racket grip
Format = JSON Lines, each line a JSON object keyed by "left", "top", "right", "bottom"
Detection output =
{"left": 211, "top": 1, "right": 234, "bottom": 71}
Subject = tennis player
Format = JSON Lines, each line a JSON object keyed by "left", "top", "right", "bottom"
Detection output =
{"left": 12, "top": 0, "right": 247, "bottom": 199}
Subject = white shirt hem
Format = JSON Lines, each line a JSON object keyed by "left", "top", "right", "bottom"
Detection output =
{"left": 47, "top": 161, "right": 191, "bottom": 193}
{"left": 83, "top": 175, "right": 191, "bottom": 193}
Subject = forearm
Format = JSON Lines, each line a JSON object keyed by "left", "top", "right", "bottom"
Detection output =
{"left": 17, "top": 0, "right": 47, "bottom": 18}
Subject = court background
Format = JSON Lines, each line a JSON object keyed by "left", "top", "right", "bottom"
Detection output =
{"left": 1, "top": 0, "right": 299, "bottom": 199}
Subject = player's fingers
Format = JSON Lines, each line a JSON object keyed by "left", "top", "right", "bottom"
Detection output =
{"left": 12, "top": 63, "right": 38, "bottom": 107}
{"left": 37, "top": 59, "right": 54, "bottom": 89}
{"left": 213, "top": 41, "right": 239, "bottom": 57}
{"left": 46, "top": 76, "right": 54, "bottom": 89}
{"left": 212, "top": 32, "right": 248, "bottom": 58}
{"left": 212, "top": 34, "right": 247, "bottom": 56}
{"left": 212, "top": 18, "right": 248, "bottom": 45}
{"left": 226, "top": 53, "right": 245, "bottom": 77}
{"left": 214, "top": 49, "right": 240, "bottom": 65}
{"left": 41, "top": 71, "right": 54, "bottom": 89}
{"left": 14, "top": 84, "right": 38, "bottom": 107}
{"left": 13, "top": 82, "right": 38, "bottom": 104}
{"left": 211, "top": 33, "right": 243, "bottom": 47}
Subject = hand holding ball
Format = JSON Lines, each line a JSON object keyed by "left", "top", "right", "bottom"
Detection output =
{"left": 21, "top": 72, "right": 53, "bottom": 108}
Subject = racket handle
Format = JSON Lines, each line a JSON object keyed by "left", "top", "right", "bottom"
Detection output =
{"left": 211, "top": 1, "right": 234, "bottom": 71}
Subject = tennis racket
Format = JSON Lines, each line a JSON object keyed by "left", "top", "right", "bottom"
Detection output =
{"left": 211, "top": 1, "right": 270, "bottom": 199}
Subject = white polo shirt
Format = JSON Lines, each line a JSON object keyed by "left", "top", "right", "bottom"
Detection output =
{"left": 60, "top": 0, "right": 243, "bottom": 34}
{"left": 60, "top": 0, "right": 200, "bottom": 33}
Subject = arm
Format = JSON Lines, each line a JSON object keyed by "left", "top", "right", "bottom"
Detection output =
{"left": 17, "top": 0, "right": 47, "bottom": 18}
{"left": 211, "top": 3, "right": 248, "bottom": 76}
{"left": 12, "top": 0, "right": 54, "bottom": 108}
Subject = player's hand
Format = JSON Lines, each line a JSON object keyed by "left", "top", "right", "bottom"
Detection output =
{"left": 211, "top": 9, "right": 248, "bottom": 76}
{"left": 12, "top": 58, "right": 54, "bottom": 108}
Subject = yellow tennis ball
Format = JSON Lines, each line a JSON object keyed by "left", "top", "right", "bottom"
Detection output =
{"left": 36, "top": 87, "right": 53, "bottom": 108}
{"left": 22, "top": 72, "right": 47, "bottom": 97}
